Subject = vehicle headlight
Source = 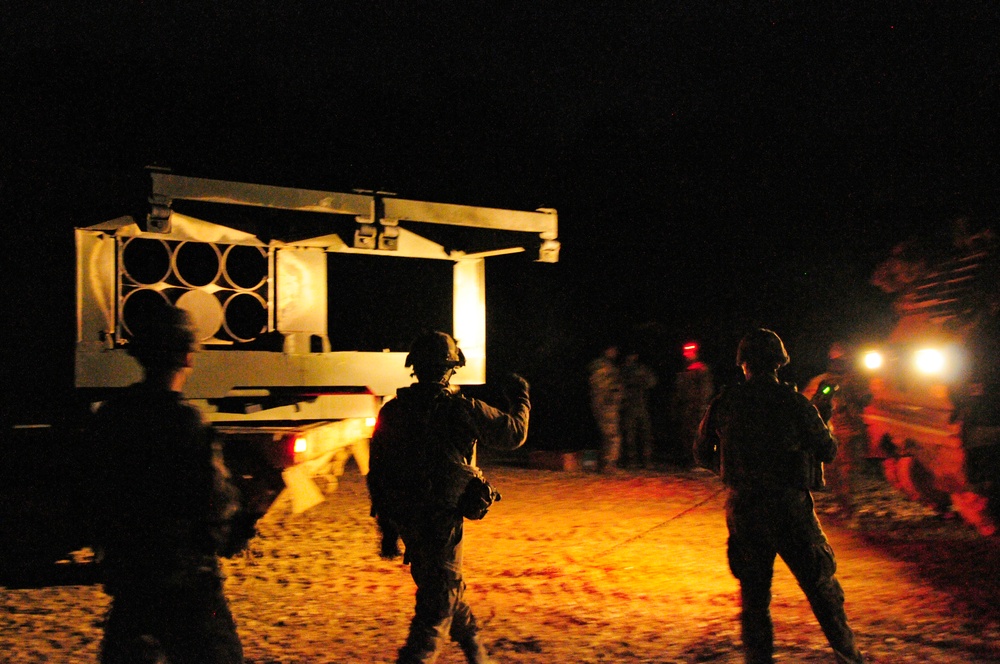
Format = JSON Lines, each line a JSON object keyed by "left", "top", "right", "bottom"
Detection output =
{"left": 914, "top": 348, "right": 945, "bottom": 375}
{"left": 862, "top": 350, "right": 884, "bottom": 370}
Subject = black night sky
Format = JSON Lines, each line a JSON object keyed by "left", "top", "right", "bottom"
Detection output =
{"left": 4, "top": 3, "right": 1000, "bottom": 444}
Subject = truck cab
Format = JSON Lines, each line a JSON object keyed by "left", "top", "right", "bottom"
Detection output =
{"left": 861, "top": 224, "right": 999, "bottom": 536}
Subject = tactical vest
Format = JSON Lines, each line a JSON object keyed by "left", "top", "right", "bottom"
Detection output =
{"left": 369, "top": 386, "right": 479, "bottom": 526}
{"left": 718, "top": 381, "right": 821, "bottom": 491}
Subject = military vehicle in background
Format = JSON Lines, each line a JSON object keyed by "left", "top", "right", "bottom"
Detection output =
{"left": 2, "top": 169, "right": 559, "bottom": 578}
{"left": 860, "top": 220, "right": 999, "bottom": 536}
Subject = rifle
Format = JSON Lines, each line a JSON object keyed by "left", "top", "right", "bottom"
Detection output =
{"left": 810, "top": 380, "right": 840, "bottom": 423}
{"left": 808, "top": 380, "right": 840, "bottom": 491}
{"left": 220, "top": 447, "right": 286, "bottom": 557}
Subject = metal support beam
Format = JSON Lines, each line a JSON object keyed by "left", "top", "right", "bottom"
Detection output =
{"left": 152, "top": 172, "right": 557, "bottom": 236}
{"left": 151, "top": 172, "right": 372, "bottom": 216}
{"left": 385, "top": 198, "right": 557, "bottom": 236}
{"left": 150, "top": 172, "right": 559, "bottom": 261}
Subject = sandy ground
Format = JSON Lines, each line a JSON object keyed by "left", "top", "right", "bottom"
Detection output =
{"left": 2, "top": 462, "right": 999, "bottom": 664}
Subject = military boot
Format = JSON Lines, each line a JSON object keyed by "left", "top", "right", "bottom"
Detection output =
{"left": 396, "top": 622, "right": 444, "bottom": 664}
{"left": 833, "top": 647, "right": 865, "bottom": 664}
{"left": 457, "top": 636, "right": 493, "bottom": 664}
{"left": 396, "top": 643, "right": 438, "bottom": 664}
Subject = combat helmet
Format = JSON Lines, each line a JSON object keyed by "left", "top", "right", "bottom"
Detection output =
{"left": 405, "top": 331, "right": 466, "bottom": 370}
{"left": 736, "top": 328, "right": 790, "bottom": 370}
{"left": 126, "top": 303, "right": 198, "bottom": 371}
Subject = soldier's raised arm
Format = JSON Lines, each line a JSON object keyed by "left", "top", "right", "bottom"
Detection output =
{"left": 467, "top": 373, "right": 531, "bottom": 451}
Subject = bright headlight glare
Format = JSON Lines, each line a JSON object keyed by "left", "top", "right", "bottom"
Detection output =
{"left": 862, "top": 351, "right": 883, "bottom": 370}
{"left": 914, "top": 348, "right": 945, "bottom": 375}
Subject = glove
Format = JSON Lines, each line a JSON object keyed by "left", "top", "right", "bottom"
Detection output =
{"left": 457, "top": 475, "right": 501, "bottom": 520}
{"left": 376, "top": 515, "right": 402, "bottom": 560}
{"left": 219, "top": 510, "right": 260, "bottom": 558}
{"left": 502, "top": 373, "right": 530, "bottom": 402}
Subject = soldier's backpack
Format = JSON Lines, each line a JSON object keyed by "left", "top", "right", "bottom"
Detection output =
{"left": 369, "top": 386, "right": 499, "bottom": 526}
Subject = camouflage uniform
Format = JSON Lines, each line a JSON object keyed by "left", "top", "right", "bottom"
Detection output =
{"left": 588, "top": 349, "right": 624, "bottom": 470}
{"left": 695, "top": 377, "right": 863, "bottom": 664}
{"left": 620, "top": 356, "right": 658, "bottom": 468}
{"left": 91, "top": 382, "right": 243, "bottom": 664}
{"left": 368, "top": 377, "right": 530, "bottom": 664}
{"left": 803, "top": 370, "right": 872, "bottom": 519}
{"left": 672, "top": 360, "right": 714, "bottom": 467}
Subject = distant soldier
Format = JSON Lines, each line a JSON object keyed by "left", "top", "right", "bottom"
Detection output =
{"left": 802, "top": 342, "right": 872, "bottom": 522}
{"left": 695, "top": 329, "right": 864, "bottom": 664}
{"left": 367, "top": 331, "right": 530, "bottom": 664}
{"left": 90, "top": 304, "right": 245, "bottom": 664}
{"left": 619, "top": 351, "right": 658, "bottom": 468}
{"left": 588, "top": 344, "right": 624, "bottom": 473}
{"left": 672, "top": 341, "right": 714, "bottom": 467}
